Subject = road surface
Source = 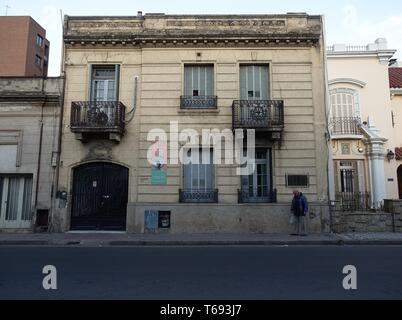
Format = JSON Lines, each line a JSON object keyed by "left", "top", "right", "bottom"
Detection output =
{"left": 0, "top": 246, "right": 401, "bottom": 299}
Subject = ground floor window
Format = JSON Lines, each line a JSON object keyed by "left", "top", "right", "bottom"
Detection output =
{"left": 240, "top": 149, "right": 274, "bottom": 203}
{"left": 180, "top": 148, "right": 217, "bottom": 203}
{"left": 0, "top": 175, "right": 33, "bottom": 229}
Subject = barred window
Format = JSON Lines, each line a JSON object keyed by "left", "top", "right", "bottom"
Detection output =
{"left": 286, "top": 175, "right": 309, "bottom": 188}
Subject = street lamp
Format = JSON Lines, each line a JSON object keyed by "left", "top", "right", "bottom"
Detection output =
{"left": 387, "top": 150, "right": 395, "bottom": 162}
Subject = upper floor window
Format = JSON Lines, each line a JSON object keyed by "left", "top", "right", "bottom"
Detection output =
{"left": 90, "top": 65, "right": 120, "bottom": 102}
{"left": 329, "top": 88, "right": 361, "bottom": 135}
{"left": 240, "top": 65, "right": 269, "bottom": 100}
{"left": 182, "top": 65, "right": 216, "bottom": 109}
{"left": 36, "top": 35, "right": 44, "bottom": 47}
{"left": 330, "top": 88, "right": 360, "bottom": 119}
{"left": 35, "top": 55, "right": 42, "bottom": 68}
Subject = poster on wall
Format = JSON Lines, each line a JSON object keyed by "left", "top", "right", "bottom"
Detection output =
{"left": 150, "top": 140, "right": 168, "bottom": 185}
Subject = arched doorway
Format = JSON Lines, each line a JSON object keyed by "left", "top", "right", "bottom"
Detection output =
{"left": 71, "top": 162, "right": 129, "bottom": 231}
{"left": 398, "top": 165, "right": 402, "bottom": 200}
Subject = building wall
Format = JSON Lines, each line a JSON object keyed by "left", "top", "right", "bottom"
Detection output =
{"left": 390, "top": 93, "right": 402, "bottom": 198}
{"left": 327, "top": 48, "right": 399, "bottom": 200}
{"left": 56, "top": 14, "right": 330, "bottom": 233}
{"left": 0, "top": 17, "right": 49, "bottom": 77}
{"left": 0, "top": 77, "right": 62, "bottom": 230}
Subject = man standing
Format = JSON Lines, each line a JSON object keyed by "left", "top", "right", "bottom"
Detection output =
{"left": 290, "top": 190, "right": 309, "bottom": 236}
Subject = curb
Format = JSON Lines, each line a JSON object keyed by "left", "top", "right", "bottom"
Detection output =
{"left": 0, "top": 240, "right": 49, "bottom": 246}
{"left": 1, "top": 239, "right": 402, "bottom": 246}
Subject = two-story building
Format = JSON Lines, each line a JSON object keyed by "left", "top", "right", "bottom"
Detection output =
{"left": 327, "top": 39, "right": 397, "bottom": 210}
{"left": 55, "top": 13, "right": 330, "bottom": 233}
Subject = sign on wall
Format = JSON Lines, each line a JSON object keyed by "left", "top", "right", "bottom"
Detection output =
{"left": 150, "top": 140, "right": 168, "bottom": 185}
{"left": 145, "top": 210, "right": 158, "bottom": 231}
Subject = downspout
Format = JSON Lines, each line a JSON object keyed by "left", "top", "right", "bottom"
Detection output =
{"left": 49, "top": 15, "right": 67, "bottom": 232}
{"left": 321, "top": 15, "right": 335, "bottom": 232}
{"left": 35, "top": 78, "right": 46, "bottom": 209}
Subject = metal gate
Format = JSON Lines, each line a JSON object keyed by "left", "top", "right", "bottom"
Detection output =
{"left": 71, "top": 162, "right": 128, "bottom": 231}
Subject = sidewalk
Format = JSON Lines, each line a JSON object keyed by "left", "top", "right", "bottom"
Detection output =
{"left": 1, "top": 232, "right": 402, "bottom": 246}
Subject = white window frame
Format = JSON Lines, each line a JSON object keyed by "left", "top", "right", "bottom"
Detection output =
{"left": 0, "top": 175, "right": 33, "bottom": 229}
{"left": 329, "top": 88, "right": 361, "bottom": 119}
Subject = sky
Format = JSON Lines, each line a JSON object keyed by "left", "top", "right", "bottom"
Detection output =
{"left": 2, "top": 0, "right": 402, "bottom": 76}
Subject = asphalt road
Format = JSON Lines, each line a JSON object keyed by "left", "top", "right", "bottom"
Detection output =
{"left": 0, "top": 246, "right": 402, "bottom": 300}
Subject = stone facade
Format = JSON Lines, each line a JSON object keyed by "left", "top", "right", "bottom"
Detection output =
{"left": 55, "top": 13, "right": 330, "bottom": 233}
{"left": 0, "top": 77, "right": 63, "bottom": 231}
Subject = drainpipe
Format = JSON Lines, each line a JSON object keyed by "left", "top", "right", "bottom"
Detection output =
{"left": 321, "top": 15, "right": 335, "bottom": 232}
{"left": 49, "top": 16, "right": 68, "bottom": 232}
{"left": 35, "top": 78, "right": 46, "bottom": 210}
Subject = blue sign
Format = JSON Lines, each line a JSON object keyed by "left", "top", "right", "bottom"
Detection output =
{"left": 145, "top": 210, "right": 158, "bottom": 230}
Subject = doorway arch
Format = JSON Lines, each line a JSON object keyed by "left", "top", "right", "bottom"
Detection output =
{"left": 71, "top": 162, "right": 129, "bottom": 231}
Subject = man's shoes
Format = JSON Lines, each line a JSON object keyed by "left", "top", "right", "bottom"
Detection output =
{"left": 299, "top": 234, "right": 308, "bottom": 237}
{"left": 290, "top": 233, "right": 298, "bottom": 236}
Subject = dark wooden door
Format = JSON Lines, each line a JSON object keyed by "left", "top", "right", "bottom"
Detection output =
{"left": 71, "top": 162, "right": 128, "bottom": 231}
{"left": 398, "top": 165, "right": 402, "bottom": 200}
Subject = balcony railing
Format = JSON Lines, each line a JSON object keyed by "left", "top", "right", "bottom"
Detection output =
{"left": 329, "top": 117, "right": 361, "bottom": 136}
{"left": 180, "top": 96, "right": 218, "bottom": 109}
{"left": 232, "top": 100, "right": 284, "bottom": 131}
{"left": 335, "top": 192, "right": 371, "bottom": 211}
{"left": 238, "top": 188, "right": 277, "bottom": 204}
{"left": 179, "top": 189, "right": 219, "bottom": 203}
{"left": 70, "top": 101, "right": 126, "bottom": 135}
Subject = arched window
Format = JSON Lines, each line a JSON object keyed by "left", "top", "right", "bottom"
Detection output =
{"left": 329, "top": 88, "right": 360, "bottom": 119}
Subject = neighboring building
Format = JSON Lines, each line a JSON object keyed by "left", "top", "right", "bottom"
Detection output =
{"left": 327, "top": 39, "right": 397, "bottom": 209}
{"left": 0, "top": 16, "right": 50, "bottom": 77}
{"left": 55, "top": 13, "right": 330, "bottom": 233}
{"left": 0, "top": 77, "right": 62, "bottom": 231}
{"left": 389, "top": 67, "right": 402, "bottom": 199}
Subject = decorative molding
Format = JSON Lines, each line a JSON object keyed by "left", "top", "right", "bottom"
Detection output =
{"left": 0, "top": 130, "right": 23, "bottom": 167}
{"left": 328, "top": 78, "right": 367, "bottom": 88}
{"left": 85, "top": 142, "right": 113, "bottom": 161}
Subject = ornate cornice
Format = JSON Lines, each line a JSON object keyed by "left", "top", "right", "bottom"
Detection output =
{"left": 63, "top": 14, "right": 322, "bottom": 48}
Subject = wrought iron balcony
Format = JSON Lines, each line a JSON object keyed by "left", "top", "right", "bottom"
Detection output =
{"left": 180, "top": 96, "right": 218, "bottom": 109}
{"left": 329, "top": 117, "right": 361, "bottom": 136}
{"left": 238, "top": 188, "right": 277, "bottom": 204}
{"left": 335, "top": 192, "right": 371, "bottom": 211}
{"left": 70, "top": 101, "right": 126, "bottom": 140}
{"left": 232, "top": 100, "right": 284, "bottom": 132}
{"left": 179, "top": 189, "right": 219, "bottom": 203}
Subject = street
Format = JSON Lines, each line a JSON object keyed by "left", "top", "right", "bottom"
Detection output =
{"left": 0, "top": 246, "right": 402, "bottom": 300}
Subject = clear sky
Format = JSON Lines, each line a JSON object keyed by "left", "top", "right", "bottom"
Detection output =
{"left": 2, "top": 0, "right": 402, "bottom": 76}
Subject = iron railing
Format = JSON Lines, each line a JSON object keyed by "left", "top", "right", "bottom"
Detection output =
{"left": 179, "top": 189, "right": 219, "bottom": 203}
{"left": 335, "top": 192, "right": 371, "bottom": 211}
{"left": 232, "top": 100, "right": 284, "bottom": 130}
{"left": 238, "top": 188, "right": 277, "bottom": 204}
{"left": 70, "top": 101, "right": 126, "bottom": 134}
{"left": 329, "top": 117, "right": 361, "bottom": 136}
{"left": 180, "top": 96, "right": 218, "bottom": 109}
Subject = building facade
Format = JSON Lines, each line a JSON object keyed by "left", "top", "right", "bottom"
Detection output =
{"left": 0, "top": 77, "right": 63, "bottom": 231}
{"left": 55, "top": 13, "right": 330, "bottom": 233}
{"left": 327, "top": 39, "right": 398, "bottom": 210}
{"left": 0, "top": 16, "right": 50, "bottom": 77}
{"left": 389, "top": 67, "right": 402, "bottom": 199}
